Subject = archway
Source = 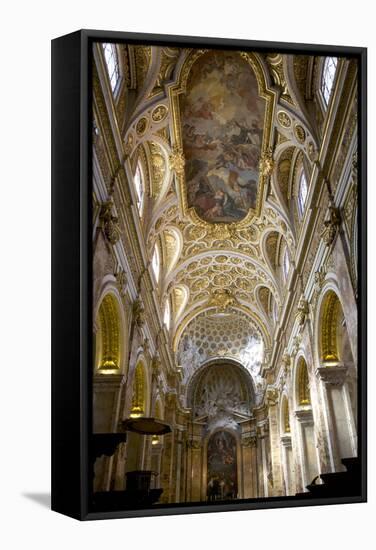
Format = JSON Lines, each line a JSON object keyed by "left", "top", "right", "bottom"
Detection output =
{"left": 294, "top": 356, "right": 319, "bottom": 490}
{"left": 95, "top": 293, "right": 121, "bottom": 373}
{"left": 317, "top": 289, "right": 357, "bottom": 469}
{"left": 186, "top": 360, "right": 255, "bottom": 501}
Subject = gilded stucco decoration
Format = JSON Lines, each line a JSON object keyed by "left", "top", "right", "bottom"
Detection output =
{"left": 297, "top": 357, "right": 310, "bottom": 405}
{"left": 149, "top": 141, "right": 167, "bottom": 198}
{"left": 320, "top": 290, "right": 341, "bottom": 362}
{"left": 97, "top": 294, "right": 121, "bottom": 371}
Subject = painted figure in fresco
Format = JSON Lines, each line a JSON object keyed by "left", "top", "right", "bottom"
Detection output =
{"left": 181, "top": 50, "right": 265, "bottom": 223}
{"left": 207, "top": 431, "right": 238, "bottom": 500}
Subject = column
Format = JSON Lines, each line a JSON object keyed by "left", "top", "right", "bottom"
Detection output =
{"left": 316, "top": 364, "right": 357, "bottom": 471}
{"left": 280, "top": 435, "right": 295, "bottom": 495}
{"left": 267, "top": 393, "right": 284, "bottom": 496}
{"left": 294, "top": 409, "right": 319, "bottom": 489}
{"left": 241, "top": 433, "right": 257, "bottom": 498}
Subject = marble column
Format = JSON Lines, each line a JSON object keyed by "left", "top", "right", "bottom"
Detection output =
{"left": 294, "top": 408, "right": 319, "bottom": 489}
{"left": 267, "top": 402, "right": 284, "bottom": 496}
{"left": 280, "top": 435, "right": 295, "bottom": 495}
{"left": 93, "top": 373, "right": 125, "bottom": 491}
{"left": 316, "top": 364, "right": 357, "bottom": 471}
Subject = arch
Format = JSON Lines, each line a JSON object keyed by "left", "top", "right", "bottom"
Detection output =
{"left": 261, "top": 228, "right": 291, "bottom": 285}
{"left": 130, "top": 359, "right": 148, "bottom": 418}
{"left": 95, "top": 292, "right": 122, "bottom": 374}
{"left": 167, "top": 247, "right": 277, "bottom": 293}
{"left": 296, "top": 356, "right": 311, "bottom": 406}
{"left": 315, "top": 287, "right": 357, "bottom": 468}
{"left": 319, "top": 289, "right": 343, "bottom": 363}
{"left": 274, "top": 145, "right": 295, "bottom": 209}
{"left": 187, "top": 358, "right": 256, "bottom": 416}
{"left": 263, "top": 230, "right": 280, "bottom": 271}
{"left": 161, "top": 226, "right": 182, "bottom": 275}
{"left": 279, "top": 392, "right": 296, "bottom": 496}
{"left": 292, "top": 353, "right": 319, "bottom": 489}
{"left": 171, "top": 284, "right": 189, "bottom": 322}
{"left": 280, "top": 395, "right": 291, "bottom": 435}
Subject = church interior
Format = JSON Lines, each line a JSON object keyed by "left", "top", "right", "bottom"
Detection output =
{"left": 91, "top": 41, "right": 359, "bottom": 508}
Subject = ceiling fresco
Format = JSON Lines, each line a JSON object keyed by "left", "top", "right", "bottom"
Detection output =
{"left": 123, "top": 45, "right": 316, "bottom": 379}
{"left": 180, "top": 51, "right": 266, "bottom": 223}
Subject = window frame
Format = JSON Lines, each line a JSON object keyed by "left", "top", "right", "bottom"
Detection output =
{"left": 133, "top": 160, "right": 145, "bottom": 216}
{"left": 297, "top": 169, "right": 309, "bottom": 218}
{"left": 151, "top": 244, "right": 160, "bottom": 284}
{"left": 320, "top": 56, "right": 338, "bottom": 108}
{"left": 283, "top": 247, "right": 290, "bottom": 281}
{"left": 102, "top": 42, "right": 122, "bottom": 96}
{"left": 163, "top": 299, "right": 171, "bottom": 331}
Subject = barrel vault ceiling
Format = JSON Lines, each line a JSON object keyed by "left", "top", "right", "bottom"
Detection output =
{"left": 118, "top": 45, "right": 320, "bottom": 379}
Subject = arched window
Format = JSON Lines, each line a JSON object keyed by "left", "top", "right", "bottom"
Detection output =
{"left": 134, "top": 161, "right": 144, "bottom": 214}
{"left": 298, "top": 170, "right": 308, "bottom": 216}
{"left": 283, "top": 248, "right": 290, "bottom": 280}
{"left": 151, "top": 245, "right": 160, "bottom": 283}
{"left": 163, "top": 300, "right": 171, "bottom": 331}
{"left": 102, "top": 42, "right": 120, "bottom": 93}
{"left": 321, "top": 57, "right": 338, "bottom": 106}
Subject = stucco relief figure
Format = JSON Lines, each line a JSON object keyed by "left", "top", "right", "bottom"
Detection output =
{"left": 181, "top": 51, "right": 265, "bottom": 223}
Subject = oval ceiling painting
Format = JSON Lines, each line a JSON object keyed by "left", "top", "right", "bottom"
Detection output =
{"left": 181, "top": 51, "right": 266, "bottom": 224}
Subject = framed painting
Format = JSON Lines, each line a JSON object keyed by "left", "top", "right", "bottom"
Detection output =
{"left": 51, "top": 30, "right": 367, "bottom": 520}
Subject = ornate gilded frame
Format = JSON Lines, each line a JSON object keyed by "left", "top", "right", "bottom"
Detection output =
{"left": 168, "top": 48, "right": 277, "bottom": 232}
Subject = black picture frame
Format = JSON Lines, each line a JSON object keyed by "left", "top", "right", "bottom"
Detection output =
{"left": 51, "top": 29, "right": 367, "bottom": 520}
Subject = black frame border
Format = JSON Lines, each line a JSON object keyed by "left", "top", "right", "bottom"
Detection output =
{"left": 51, "top": 29, "right": 367, "bottom": 521}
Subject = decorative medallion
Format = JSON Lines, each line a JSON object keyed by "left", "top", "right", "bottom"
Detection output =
{"left": 136, "top": 117, "right": 148, "bottom": 136}
{"left": 294, "top": 124, "right": 306, "bottom": 143}
{"left": 151, "top": 104, "right": 168, "bottom": 123}
{"left": 277, "top": 111, "right": 292, "bottom": 128}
